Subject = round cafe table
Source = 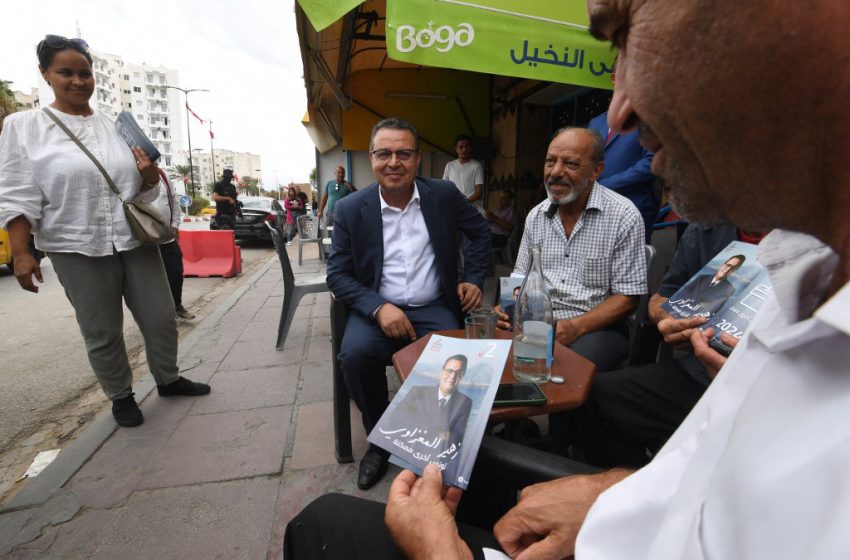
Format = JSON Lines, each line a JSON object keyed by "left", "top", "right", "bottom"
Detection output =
{"left": 392, "top": 329, "right": 597, "bottom": 423}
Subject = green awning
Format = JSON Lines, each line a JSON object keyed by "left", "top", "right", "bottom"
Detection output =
{"left": 385, "top": 0, "right": 615, "bottom": 89}
{"left": 296, "top": 0, "right": 362, "bottom": 32}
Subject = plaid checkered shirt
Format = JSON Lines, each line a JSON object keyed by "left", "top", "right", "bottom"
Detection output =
{"left": 513, "top": 182, "right": 647, "bottom": 320}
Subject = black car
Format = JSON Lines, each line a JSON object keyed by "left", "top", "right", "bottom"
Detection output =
{"left": 233, "top": 196, "right": 285, "bottom": 241}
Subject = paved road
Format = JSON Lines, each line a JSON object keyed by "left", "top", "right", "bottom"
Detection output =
{"left": 0, "top": 232, "right": 274, "bottom": 453}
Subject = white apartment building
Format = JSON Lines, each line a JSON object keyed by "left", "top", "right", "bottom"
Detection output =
{"left": 38, "top": 50, "right": 186, "bottom": 167}
{"left": 13, "top": 88, "right": 39, "bottom": 109}
{"left": 180, "top": 149, "right": 262, "bottom": 197}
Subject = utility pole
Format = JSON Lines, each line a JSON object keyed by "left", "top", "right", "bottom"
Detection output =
{"left": 209, "top": 119, "right": 216, "bottom": 189}
{"left": 165, "top": 85, "right": 210, "bottom": 197}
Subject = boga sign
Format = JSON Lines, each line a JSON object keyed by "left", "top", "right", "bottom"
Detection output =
{"left": 385, "top": 0, "right": 615, "bottom": 89}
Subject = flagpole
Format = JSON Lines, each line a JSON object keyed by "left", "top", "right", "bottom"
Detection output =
{"left": 209, "top": 119, "right": 216, "bottom": 195}
{"left": 165, "top": 85, "right": 210, "bottom": 198}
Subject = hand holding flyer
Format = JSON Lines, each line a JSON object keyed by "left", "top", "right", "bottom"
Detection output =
{"left": 368, "top": 335, "right": 510, "bottom": 489}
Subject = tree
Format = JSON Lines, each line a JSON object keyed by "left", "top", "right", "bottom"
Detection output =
{"left": 309, "top": 167, "right": 317, "bottom": 189}
{"left": 0, "top": 79, "right": 23, "bottom": 131}
{"left": 238, "top": 176, "right": 260, "bottom": 196}
{"left": 172, "top": 164, "right": 199, "bottom": 196}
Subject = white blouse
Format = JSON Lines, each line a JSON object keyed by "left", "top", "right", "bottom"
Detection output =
{"left": 0, "top": 107, "right": 159, "bottom": 256}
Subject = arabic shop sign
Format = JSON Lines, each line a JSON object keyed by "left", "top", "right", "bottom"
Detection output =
{"left": 386, "top": 0, "right": 615, "bottom": 89}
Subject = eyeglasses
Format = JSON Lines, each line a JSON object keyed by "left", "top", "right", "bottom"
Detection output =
{"left": 442, "top": 367, "right": 464, "bottom": 378}
{"left": 370, "top": 149, "right": 417, "bottom": 163}
{"left": 38, "top": 35, "right": 90, "bottom": 56}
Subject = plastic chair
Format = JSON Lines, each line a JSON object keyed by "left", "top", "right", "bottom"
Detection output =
{"left": 627, "top": 244, "right": 661, "bottom": 366}
{"left": 295, "top": 214, "right": 324, "bottom": 266}
{"left": 330, "top": 293, "right": 353, "bottom": 463}
{"left": 266, "top": 223, "right": 329, "bottom": 350}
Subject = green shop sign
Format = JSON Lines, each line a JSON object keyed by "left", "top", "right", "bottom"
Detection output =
{"left": 297, "top": 0, "right": 363, "bottom": 32}
{"left": 385, "top": 0, "right": 615, "bottom": 89}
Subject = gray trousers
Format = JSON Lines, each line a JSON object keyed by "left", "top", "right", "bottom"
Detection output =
{"left": 50, "top": 246, "right": 179, "bottom": 400}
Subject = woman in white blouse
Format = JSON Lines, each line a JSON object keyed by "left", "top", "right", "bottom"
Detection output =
{"left": 0, "top": 35, "right": 210, "bottom": 428}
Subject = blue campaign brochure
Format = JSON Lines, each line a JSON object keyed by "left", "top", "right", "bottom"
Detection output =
{"left": 662, "top": 240, "right": 772, "bottom": 342}
{"left": 368, "top": 335, "right": 510, "bottom": 489}
{"left": 499, "top": 276, "right": 524, "bottom": 328}
{"left": 115, "top": 111, "right": 161, "bottom": 162}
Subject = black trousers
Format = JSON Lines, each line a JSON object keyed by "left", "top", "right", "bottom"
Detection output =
{"left": 284, "top": 494, "right": 501, "bottom": 560}
{"left": 566, "top": 358, "right": 707, "bottom": 468}
{"left": 158, "top": 240, "right": 184, "bottom": 309}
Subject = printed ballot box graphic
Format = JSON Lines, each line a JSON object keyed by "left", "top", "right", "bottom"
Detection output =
{"left": 368, "top": 335, "right": 510, "bottom": 489}
{"left": 662, "top": 240, "right": 773, "bottom": 343}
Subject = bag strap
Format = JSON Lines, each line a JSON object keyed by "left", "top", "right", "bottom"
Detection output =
{"left": 42, "top": 107, "right": 123, "bottom": 199}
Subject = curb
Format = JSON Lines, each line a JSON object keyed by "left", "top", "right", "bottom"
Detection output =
{"left": 1, "top": 254, "right": 279, "bottom": 515}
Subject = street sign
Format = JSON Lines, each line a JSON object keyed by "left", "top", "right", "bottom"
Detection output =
{"left": 179, "top": 195, "right": 192, "bottom": 208}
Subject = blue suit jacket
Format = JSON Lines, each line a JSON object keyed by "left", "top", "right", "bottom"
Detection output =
{"left": 326, "top": 176, "right": 491, "bottom": 320}
{"left": 589, "top": 112, "right": 658, "bottom": 232}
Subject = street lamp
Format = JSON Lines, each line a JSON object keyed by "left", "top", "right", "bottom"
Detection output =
{"left": 255, "top": 169, "right": 262, "bottom": 197}
{"left": 165, "top": 85, "right": 210, "bottom": 197}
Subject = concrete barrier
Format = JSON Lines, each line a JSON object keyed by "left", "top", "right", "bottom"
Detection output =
{"left": 179, "top": 230, "right": 239, "bottom": 278}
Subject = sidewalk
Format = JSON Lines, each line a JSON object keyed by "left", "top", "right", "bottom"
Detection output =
{"left": 0, "top": 243, "right": 399, "bottom": 559}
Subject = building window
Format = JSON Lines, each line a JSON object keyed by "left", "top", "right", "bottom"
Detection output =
{"left": 124, "top": 74, "right": 129, "bottom": 80}
{"left": 133, "top": 86, "right": 141, "bottom": 93}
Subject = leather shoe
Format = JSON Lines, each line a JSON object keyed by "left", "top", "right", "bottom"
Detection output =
{"left": 357, "top": 447, "right": 389, "bottom": 490}
{"left": 157, "top": 376, "right": 211, "bottom": 397}
{"left": 112, "top": 393, "right": 144, "bottom": 427}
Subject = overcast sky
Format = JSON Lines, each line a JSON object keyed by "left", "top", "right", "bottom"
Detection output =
{"left": 1, "top": 0, "right": 316, "bottom": 185}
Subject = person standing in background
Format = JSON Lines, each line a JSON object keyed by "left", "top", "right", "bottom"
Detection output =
{"left": 155, "top": 168, "right": 194, "bottom": 320}
{"left": 317, "top": 166, "right": 355, "bottom": 226}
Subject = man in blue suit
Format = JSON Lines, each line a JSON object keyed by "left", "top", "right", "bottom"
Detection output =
{"left": 589, "top": 102, "right": 657, "bottom": 241}
{"left": 327, "top": 117, "right": 491, "bottom": 490}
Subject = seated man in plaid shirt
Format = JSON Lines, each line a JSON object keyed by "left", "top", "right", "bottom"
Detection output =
{"left": 496, "top": 127, "right": 647, "bottom": 372}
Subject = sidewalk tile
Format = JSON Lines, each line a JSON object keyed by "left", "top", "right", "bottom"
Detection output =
{"left": 305, "top": 334, "right": 331, "bottom": 364}
{"left": 89, "top": 478, "right": 280, "bottom": 560}
{"left": 138, "top": 406, "right": 291, "bottom": 489}
{"left": 4, "top": 507, "right": 115, "bottom": 558}
{"left": 69, "top": 398, "right": 195, "bottom": 508}
{"left": 289, "top": 401, "right": 368, "bottom": 469}
{"left": 189, "top": 365, "right": 299, "bottom": 415}
{"left": 219, "top": 340, "right": 301, "bottom": 371}
{"left": 236, "top": 319, "right": 278, "bottom": 343}
{"left": 297, "top": 361, "right": 334, "bottom": 405}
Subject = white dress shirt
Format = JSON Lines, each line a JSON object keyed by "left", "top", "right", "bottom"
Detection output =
{"left": 378, "top": 182, "right": 441, "bottom": 307}
{"left": 577, "top": 229, "right": 850, "bottom": 559}
{"left": 0, "top": 108, "right": 158, "bottom": 256}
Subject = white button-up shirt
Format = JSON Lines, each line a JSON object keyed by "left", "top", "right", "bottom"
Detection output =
{"left": 577, "top": 229, "right": 850, "bottom": 559}
{"left": 0, "top": 108, "right": 158, "bottom": 256}
{"left": 377, "top": 182, "right": 441, "bottom": 307}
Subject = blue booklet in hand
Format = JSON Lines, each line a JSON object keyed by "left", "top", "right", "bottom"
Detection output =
{"left": 662, "top": 240, "right": 773, "bottom": 343}
{"left": 115, "top": 111, "right": 161, "bottom": 162}
{"left": 368, "top": 335, "right": 510, "bottom": 489}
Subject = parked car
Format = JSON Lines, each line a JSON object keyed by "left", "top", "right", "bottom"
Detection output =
{"left": 233, "top": 196, "right": 285, "bottom": 241}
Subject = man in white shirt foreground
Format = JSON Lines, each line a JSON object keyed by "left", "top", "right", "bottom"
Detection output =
{"left": 286, "top": 2, "right": 850, "bottom": 558}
